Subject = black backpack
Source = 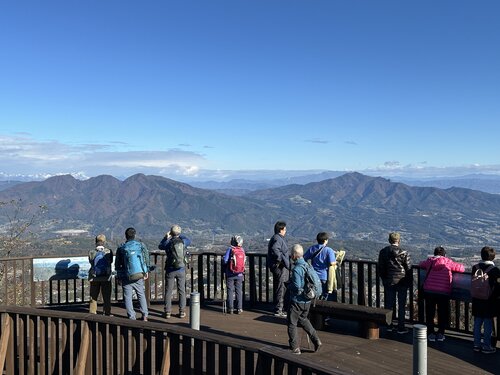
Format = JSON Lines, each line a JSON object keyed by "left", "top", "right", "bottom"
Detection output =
{"left": 166, "top": 237, "right": 187, "bottom": 269}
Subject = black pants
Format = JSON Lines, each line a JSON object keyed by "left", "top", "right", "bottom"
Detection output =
{"left": 287, "top": 301, "right": 319, "bottom": 350}
{"left": 272, "top": 266, "right": 289, "bottom": 312}
{"left": 424, "top": 292, "right": 450, "bottom": 334}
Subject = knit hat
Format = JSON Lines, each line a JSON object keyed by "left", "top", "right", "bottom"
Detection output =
{"left": 170, "top": 225, "right": 182, "bottom": 236}
{"left": 230, "top": 235, "right": 243, "bottom": 247}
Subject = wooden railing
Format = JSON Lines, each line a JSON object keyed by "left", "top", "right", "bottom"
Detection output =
{"left": 0, "top": 306, "right": 337, "bottom": 375}
{"left": 0, "top": 252, "right": 474, "bottom": 335}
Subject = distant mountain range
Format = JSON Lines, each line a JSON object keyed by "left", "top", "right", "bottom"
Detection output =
{"left": 0, "top": 172, "right": 499, "bottom": 250}
{"left": 189, "top": 172, "right": 500, "bottom": 195}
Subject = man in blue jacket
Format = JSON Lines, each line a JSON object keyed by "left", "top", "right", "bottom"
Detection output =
{"left": 267, "top": 221, "right": 289, "bottom": 317}
{"left": 287, "top": 244, "right": 322, "bottom": 355}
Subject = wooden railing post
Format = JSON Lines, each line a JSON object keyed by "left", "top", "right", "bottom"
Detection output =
{"left": 357, "top": 262, "right": 366, "bottom": 306}
{"left": 0, "top": 313, "right": 13, "bottom": 374}
{"left": 74, "top": 322, "right": 90, "bottom": 375}
{"left": 160, "top": 336, "right": 170, "bottom": 375}
{"left": 249, "top": 256, "right": 256, "bottom": 308}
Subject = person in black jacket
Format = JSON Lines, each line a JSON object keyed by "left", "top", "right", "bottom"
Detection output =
{"left": 378, "top": 232, "right": 412, "bottom": 334}
{"left": 267, "top": 221, "right": 290, "bottom": 317}
{"left": 471, "top": 246, "right": 500, "bottom": 354}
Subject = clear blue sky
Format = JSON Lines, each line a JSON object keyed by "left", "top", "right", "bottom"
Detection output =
{"left": 0, "top": 1, "right": 499, "bottom": 181}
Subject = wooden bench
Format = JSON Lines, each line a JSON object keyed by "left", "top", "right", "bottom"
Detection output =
{"left": 309, "top": 300, "right": 392, "bottom": 340}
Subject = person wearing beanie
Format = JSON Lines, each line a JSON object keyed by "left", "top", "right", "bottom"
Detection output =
{"left": 158, "top": 224, "right": 192, "bottom": 319}
{"left": 222, "top": 235, "right": 246, "bottom": 314}
{"left": 88, "top": 234, "right": 113, "bottom": 315}
{"left": 378, "top": 232, "right": 412, "bottom": 334}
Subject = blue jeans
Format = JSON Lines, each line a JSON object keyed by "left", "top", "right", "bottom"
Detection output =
{"left": 474, "top": 316, "right": 494, "bottom": 349}
{"left": 384, "top": 283, "right": 408, "bottom": 329}
{"left": 226, "top": 275, "right": 243, "bottom": 311}
{"left": 122, "top": 278, "right": 148, "bottom": 320}
{"left": 165, "top": 268, "right": 186, "bottom": 313}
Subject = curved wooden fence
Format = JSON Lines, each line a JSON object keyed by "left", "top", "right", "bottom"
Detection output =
{"left": 0, "top": 252, "right": 474, "bottom": 334}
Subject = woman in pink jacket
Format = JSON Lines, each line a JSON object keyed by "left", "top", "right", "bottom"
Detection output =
{"left": 419, "top": 246, "right": 465, "bottom": 342}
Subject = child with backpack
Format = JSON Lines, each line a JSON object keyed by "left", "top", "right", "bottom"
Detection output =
{"left": 222, "top": 235, "right": 246, "bottom": 314}
{"left": 471, "top": 246, "right": 500, "bottom": 354}
{"left": 88, "top": 234, "right": 113, "bottom": 315}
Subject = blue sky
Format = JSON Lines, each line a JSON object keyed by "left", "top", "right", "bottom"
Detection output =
{"left": 0, "top": 1, "right": 499, "bottom": 181}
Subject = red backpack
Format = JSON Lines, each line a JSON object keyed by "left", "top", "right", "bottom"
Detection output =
{"left": 229, "top": 246, "right": 245, "bottom": 274}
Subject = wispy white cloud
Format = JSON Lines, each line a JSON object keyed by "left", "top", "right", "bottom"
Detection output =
{"left": 0, "top": 134, "right": 207, "bottom": 179}
{"left": 305, "top": 139, "right": 329, "bottom": 144}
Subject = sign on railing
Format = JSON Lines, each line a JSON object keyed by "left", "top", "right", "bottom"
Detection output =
{"left": 33, "top": 256, "right": 91, "bottom": 281}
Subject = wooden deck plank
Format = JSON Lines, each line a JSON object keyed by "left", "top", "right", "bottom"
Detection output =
{"left": 46, "top": 302, "right": 499, "bottom": 375}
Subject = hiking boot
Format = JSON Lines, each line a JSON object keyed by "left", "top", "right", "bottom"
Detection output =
{"left": 164, "top": 312, "right": 171, "bottom": 319}
{"left": 428, "top": 333, "right": 436, "bottom": 342}
{"left": 291, "top": 347, "right": 301, "bottom": 355}
{"left": 436, "top": 333, "right": 445, "bottom": 342}
{"left": 473, "top": 346, "right": 481, "bottom": 352}
{"left": 179, "top": 311, "right": 186, "bottom": 318}
{"left": 237, "top": 309, "right": 243, "bottom": 314}
{"left": 397, "top": 328, "right": 409, "bottom": 334}
{"left": 141, "top": 316, "right": 148, "bottom": 322}
{"left": 274, "top": 310, "right": 287, "bottom": 318}
{"left": 313, "top": 338, "right": 322, "bottom": 353}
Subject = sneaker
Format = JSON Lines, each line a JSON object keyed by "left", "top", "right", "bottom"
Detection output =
{"left": 313, "top": 338, "right": 322, "bottom": 353}
{"left": 436, "top": 333, "right": 445, "bottom": 342}
{"left": 428, "top": 333, "right": 436, "bottom": 342}
{"left": 291, "top": 348, "right": 301, "bottom": 355}
{"left": 237, "top": 309, "right": 243, "bottom": 314}
{"left": 141, "top": 316, "right": 148, "bottom": 322}
{"left": 473, "top": 346, "right": 481, "bottom": 352}
{"left": 164, "top": 312, "right": 171, "bottom": 319}
{"left": 228, "top": 310, "right": 234, "bottom": 315}
{"left": 274, "top": 310, "right": 287, "bottom": 318}
{"left": 397, "top": 328, "right": 409, "bottom": 334}
{"left": 179, "top": 312, "right": 186, "bottom": 318}
{"left": 386, "top": 325, "right": 396, "bottom": 332}
{"left": 482, "top": 346, "right": 496, "bottom": 354}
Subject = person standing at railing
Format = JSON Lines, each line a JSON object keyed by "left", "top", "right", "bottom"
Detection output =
{"left": 222, "top": 235, "right": 246, "bottom": 314}
{"left": 419, "top": 246, "right": 465, "bottom": 342}
{"left": 471, "top": 246, "right": 500, "bottom": 354}
{"left": 267, "top": 220, "right": 290, "bottom": 318}
{"left": 158, "top": 224, "right": 191, "bottom": 319}
{"left": 304, "top": 232, "right": 337, "bottom": 301}
{"left": 378, "top": 232, "right": 412, "bottom": 334}
{"left": 88, "top": 234, "right": 113, "bottom": 316}
{"left": 115, "top": 227, "right": 150, "bottom": 321}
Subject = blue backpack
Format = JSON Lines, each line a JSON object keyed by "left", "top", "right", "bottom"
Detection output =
{"left": 122, "top": 241, "right": 146, "bottom": 280}
{"left": 93, "top": 248, "right": 110, "bottom": 277}
{"left": 301, "top": 263, "right": 322, "bottom": 300}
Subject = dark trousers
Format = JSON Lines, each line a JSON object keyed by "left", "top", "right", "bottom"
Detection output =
{"left": 226, "top": 275, "right": 243, "bottom": 311}
{"left": 321, "top": 280, "right": 337, "bottom": 301}
{"left": 272, "top": 266, "right": 289, "bottom": 312}
{"left": 424, "top": 292, "right": 450, "bottom": 334}
{"left": 384, "top": 283, "right": 408, "bottom": 329}
{"left": 287, "top": 301, "right": 319, "bottom": 350}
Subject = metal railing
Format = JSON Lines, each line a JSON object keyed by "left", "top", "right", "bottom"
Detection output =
{"left": 0, "top": 252, "right": 474, "bottom": 334}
